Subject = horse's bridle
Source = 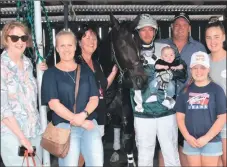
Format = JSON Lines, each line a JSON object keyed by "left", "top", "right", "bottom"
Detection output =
{"left": 110, "top": 33, "right": 141, "bottom": 84}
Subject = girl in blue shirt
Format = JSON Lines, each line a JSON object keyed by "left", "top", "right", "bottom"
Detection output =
{"left": 175, "top": 51, "right": 226, "bottom": 167}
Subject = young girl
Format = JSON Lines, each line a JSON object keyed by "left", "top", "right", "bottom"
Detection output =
{"left": 205, "top": 17, "right": 227, "bottom": 167}
{"left": 175, "top": 51, "right": 226, "bottom": 167}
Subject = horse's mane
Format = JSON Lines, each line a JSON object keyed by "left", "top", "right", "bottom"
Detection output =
{"left": 96, "top": 31, "right": 120, "bottom": 106}
{"left": 96, "top": 31, "right": 115, "bottom": 77}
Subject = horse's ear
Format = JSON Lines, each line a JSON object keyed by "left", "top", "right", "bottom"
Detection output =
{"left": 129, "top": 14, "right": 141, "bottom": 31}
{"left": 110, "top": 13, "right": 119, "bottom": 29}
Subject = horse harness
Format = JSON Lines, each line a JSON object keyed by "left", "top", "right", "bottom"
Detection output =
{"left": 110, "top": 33, "right": 143, "bottom": 84}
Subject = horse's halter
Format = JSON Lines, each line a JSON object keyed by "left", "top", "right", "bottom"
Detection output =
{"left": 110, "top": 32, "right": 142, "bottom": 84}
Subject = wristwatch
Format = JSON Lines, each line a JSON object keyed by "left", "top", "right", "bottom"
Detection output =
{"left": 83, "top": 110, "right": 89, "bottom": 118}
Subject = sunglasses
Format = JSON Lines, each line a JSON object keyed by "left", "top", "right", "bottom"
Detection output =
{"left": 8, "top": 35, "right": 29, "bottom": 42}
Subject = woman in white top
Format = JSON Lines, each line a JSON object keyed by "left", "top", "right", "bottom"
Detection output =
{"left": 1, "top": 21, "right": 47, "bottom": 166}
{"left": 205, "top": 17, "right": 227, "bottom": 167}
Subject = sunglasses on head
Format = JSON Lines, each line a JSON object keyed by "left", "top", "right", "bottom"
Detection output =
{"left": 8, "top": 35, "right": 29, "bottom": 42}
{"left": 208, "top": 16, "right": 220, "bottom": 24}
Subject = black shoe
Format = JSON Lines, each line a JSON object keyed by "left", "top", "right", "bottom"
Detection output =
{"left": 127, "top": 161, "right": 136, "bottom": 167}
{"left": 128, "top": 162, "right": 134, "bottom": 167}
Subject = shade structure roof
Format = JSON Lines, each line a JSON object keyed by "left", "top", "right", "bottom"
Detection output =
{"left": 0, "top": 0, "right": 226, "bottom": 24}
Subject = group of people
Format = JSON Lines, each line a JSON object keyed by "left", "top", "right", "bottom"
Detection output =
{"left": 131, "top": 13, "right": 226, "bottom": 167}
{"left": 0, "top": 12, "right": 226, "bottom": 167}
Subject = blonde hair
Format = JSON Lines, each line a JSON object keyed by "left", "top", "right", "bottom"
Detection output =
{"left": 56, "top": 29, "right": 77, "bottom": 46}
{"left": 183, "top": 74, "right": 212, "bottom": 93}
{"left": 2, "top": 21, "right": 30, "bottom": 48}
{"left": 161, "top": 46, "right": 175, "bottom": 57}
{"left": 183, "top": 77, "right": 194, "bottom": 93}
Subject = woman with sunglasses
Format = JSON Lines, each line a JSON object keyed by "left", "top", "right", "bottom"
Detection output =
{"left": 1, "top": 21, "right": 47, "bottom": 166}
{"left": 205, "top": 17, "right": 227, "bottom": 167}
{"left": 175, "top": 51, "right": 226, "bottom": 166}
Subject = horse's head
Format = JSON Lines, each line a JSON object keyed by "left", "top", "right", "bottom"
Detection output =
{"left": 110, "top": 14, "right": 148, "bottom": 90}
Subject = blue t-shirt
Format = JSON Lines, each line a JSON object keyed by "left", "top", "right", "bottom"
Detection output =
{"left": 41, "top": 64, "right": 99, "bottom": 125}
{"left": 174, "top": 82, "right": 226, "bottom": 142}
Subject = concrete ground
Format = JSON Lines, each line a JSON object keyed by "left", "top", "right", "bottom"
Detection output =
{"left": 0, "top": 125, "right": 159, "bottom": 167}
{"left": 49, "top": 124, "right": 159, "bottom": 167}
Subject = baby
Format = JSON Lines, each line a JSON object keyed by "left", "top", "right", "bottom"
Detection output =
{"left": 149, "top": 46, "right": 186, "bottom": 109}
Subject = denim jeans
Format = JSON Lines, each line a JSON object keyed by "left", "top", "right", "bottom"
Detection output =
{"left": 221, "top": 123, "right": 227, "bottom": 139}
{"left": 134, "top": 114, "right": 180, "bottom": 166}
{"left": 183, "top": 140, "right": 223, "bottom": 156}
{"left": 1, "top": 132, "right": 42, "bottom": 167}
{"left": 98, "top": 125, "right": 105, "bottom": 137}
{"left": 57, "top": 120, "right": 103, "bottom": 167}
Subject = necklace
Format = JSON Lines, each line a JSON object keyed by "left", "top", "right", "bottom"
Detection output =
{"left": 57, "top": 62, "right": 77, "bottom": 83}
{"left": 65, "top": 71, "right": 75, "bottom": 83}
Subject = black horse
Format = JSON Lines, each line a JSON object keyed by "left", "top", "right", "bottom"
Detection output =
{"left": 100, "top": 14, "right": 147, "bottom": 90}
{"left": 97, "top": 14, "right": 147, "bottom": 166}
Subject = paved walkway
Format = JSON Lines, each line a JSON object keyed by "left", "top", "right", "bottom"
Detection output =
{"left": 0, "top": 125, "right": 159, "bottom": 167}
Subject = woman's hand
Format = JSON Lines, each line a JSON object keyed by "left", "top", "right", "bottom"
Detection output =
{"left": 20, "top": 137, "right": 34, "bottom": 153}
{"left": 196, "top": 135, "right": 210, "bottom": 148}
{"left": 38, "top": 61, "right": 48, "bottom": 71}
{"left": 185, "top": 134, "right": 200, "bottom": 148}
{"left": 70, "top": 112, "right": 87, "bottom": 126}
{"left": 111, "top": 65, "right": 118, "bottom": 74}
{"left": 81, "top": 120, "right": 94, "bottom": 130}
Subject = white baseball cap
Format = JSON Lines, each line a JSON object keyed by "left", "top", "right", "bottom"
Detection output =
{"left": 136, "top": 14, "right": 158, "bottom": 30}
{"left": 190, "top": 51, "right": 210, "bottom": 68}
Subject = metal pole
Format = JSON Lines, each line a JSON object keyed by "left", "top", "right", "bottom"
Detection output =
{"left": 98, "top": 27, "right": 102, "bottom": 40}
{"left": 34, "top": 1, "right": 50, "bottom": 166}
{"left": 52, "top": 28, "right": 57, "bottom": 65}
{"left": 0, "top": 30, "right": 2, "bottom": 49}
{"left": 42, "top": 29, "right": 46, "bottom": 57}
{"left": 64, "top": 2, "right": 69, "bottom": 30}
{"left": 224, "top": 9, "right": 227, "bottom": 33}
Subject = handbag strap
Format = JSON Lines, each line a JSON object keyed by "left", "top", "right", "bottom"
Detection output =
{"left": 22, "top": 150, "right": 42, "bottom": 167}
{"left": 73, "top": 64, "right": 81, "bottom": 114}
{"left": 22, "top": 151, "right": 29, "bottom": 167}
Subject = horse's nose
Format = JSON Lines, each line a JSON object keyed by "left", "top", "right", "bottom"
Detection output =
{"left": 139, "top": 56, "right": 148, "bottom": 65}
